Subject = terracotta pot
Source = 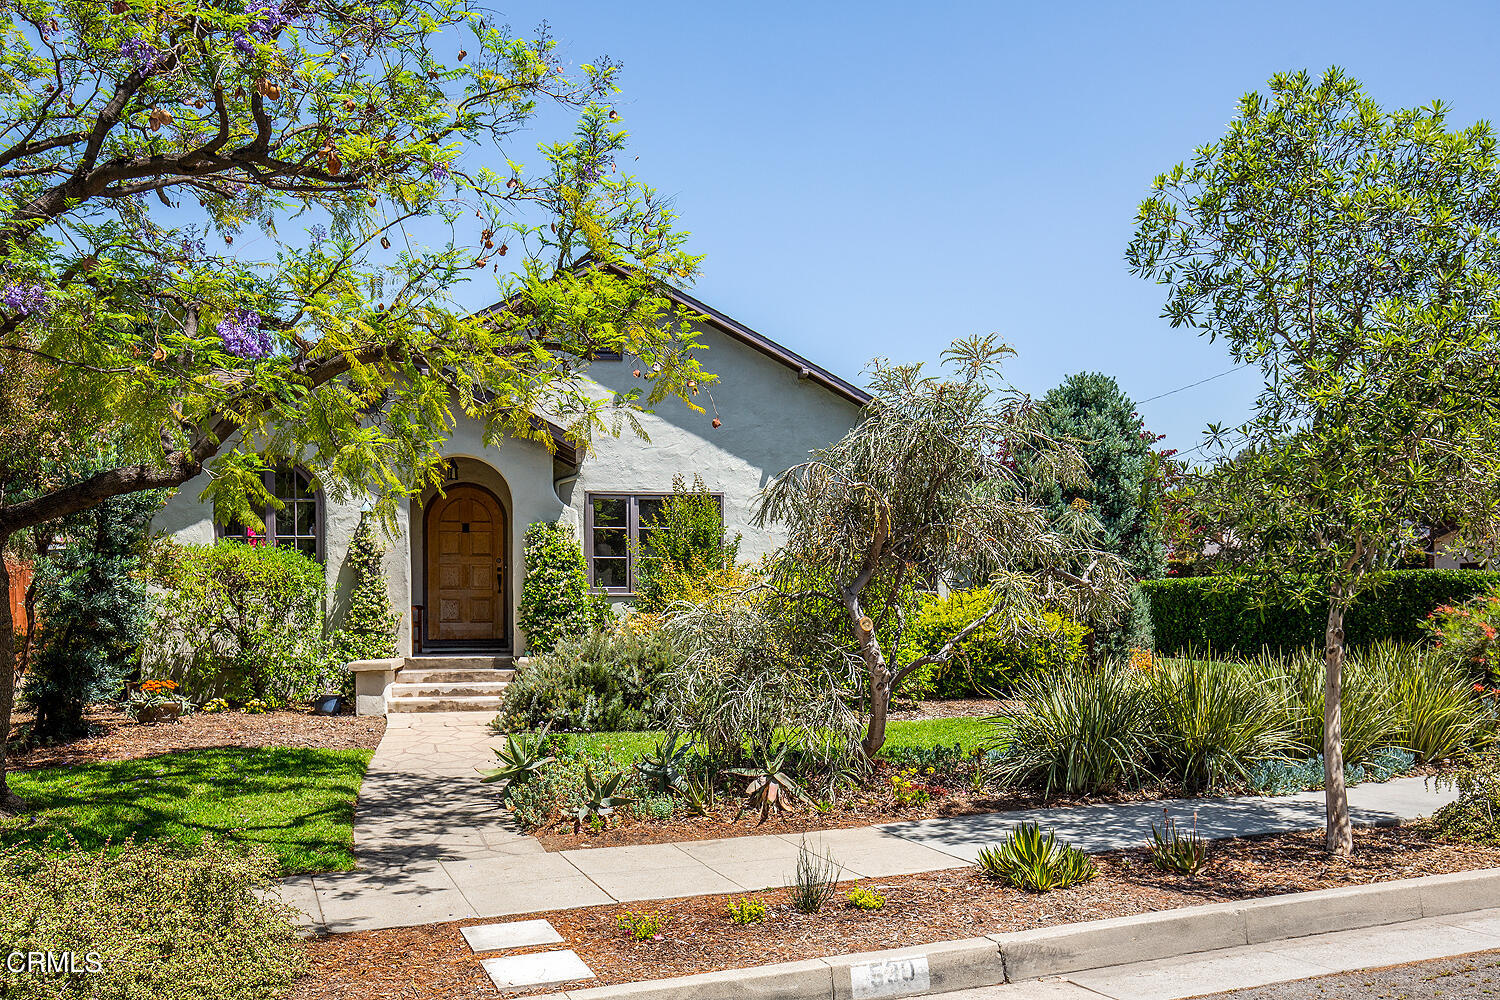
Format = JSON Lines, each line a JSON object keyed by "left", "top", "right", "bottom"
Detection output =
{"left": 136, "top": 702, "right": 182, "bottom": 724}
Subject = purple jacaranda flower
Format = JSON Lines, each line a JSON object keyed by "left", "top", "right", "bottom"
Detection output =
{"left": 431, "top": 163, "right": 450, "bottom": 183}
{"left": 217, "top": 308, "right": 271, "bottom": 359}
{"left": 309, "top": 223, "right": 327, "bottom": 244}
{"left": 2, "top": 282, "right": 50, "bottom": 314}
{"left": 121, "top": 36, "right": 165, "bottom": 73}
{"left": 231, "top": 30, "right": 256, "bottom": 56}
{"left": 246, "top": 1, "right": 289, "bottom": 35}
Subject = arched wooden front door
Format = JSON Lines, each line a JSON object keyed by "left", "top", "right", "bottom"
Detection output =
{"left": 426, "top": 485, "right": 506, "bottom": 643}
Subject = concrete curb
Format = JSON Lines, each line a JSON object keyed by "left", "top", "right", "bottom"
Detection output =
{"left": 524, "top": 867, "right": 1500, "bottom": 999}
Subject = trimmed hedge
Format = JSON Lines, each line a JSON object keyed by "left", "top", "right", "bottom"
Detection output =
{"left": 1142, "top": 570, "right": 1500, "bottom": 655}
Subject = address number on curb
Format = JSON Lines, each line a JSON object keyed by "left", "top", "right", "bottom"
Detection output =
{"left": 850, "top": 956, "right": 932, "bottom": 999}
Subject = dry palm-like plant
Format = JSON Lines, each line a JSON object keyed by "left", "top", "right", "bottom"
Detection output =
{"left": 755, "top": 336, "right": 1135, "bottom": 757}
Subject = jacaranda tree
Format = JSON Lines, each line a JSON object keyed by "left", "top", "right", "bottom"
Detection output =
{"left": 1128, "top": 68, "right": 1500, "bottom": 854}
{"left": 0, "top": 0, "right": 711, "bottom": 810}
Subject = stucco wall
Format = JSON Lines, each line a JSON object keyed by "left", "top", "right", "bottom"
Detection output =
{"left": 575, "top": 319, "right": 864, "bottom": 568}
{"left": 149, "top": 316, "right": 864, "bottom": 655}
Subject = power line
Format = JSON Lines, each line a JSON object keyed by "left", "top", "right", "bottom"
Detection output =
{"left": 1136, "top": 364, "right": 1251, "bottom": 405}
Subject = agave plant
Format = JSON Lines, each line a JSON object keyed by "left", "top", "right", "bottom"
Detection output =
{"left": 573, "top": 764, "right": 635, "bottom": 833}
{"left": 479, "top": 724, "right": 555, "bottom": 798}
{"left": 728, "top": 741, "right": 810, "bottom": 824}
{"left": 636, "top": 730, "right": 695, "bottom": 794}
{"left": 976, "top": 822, "right": 1096, "bottom": 892}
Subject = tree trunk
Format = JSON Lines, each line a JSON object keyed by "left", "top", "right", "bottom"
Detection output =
{"left": 1323, "top": 598, "right": 1353, "bottom": 856}
{"left": 848, "top": 601, "right": 891, "bottom": 758}
{"left": 0, "top": 544, "right": 23, "bottom": 814}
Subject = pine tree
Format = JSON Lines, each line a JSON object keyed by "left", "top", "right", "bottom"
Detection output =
{"left": 329, "top": 516, "right": 398, "bottom": 664}
{"left": 1029, "top": 372, "right": 1166, "bottom": 657}
{"left": 24, "top": 490, "right": 161, "bottom": 742}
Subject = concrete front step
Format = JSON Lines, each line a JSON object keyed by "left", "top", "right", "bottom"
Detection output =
{"left": 387, "top": 694, "right": 506, "bottom": 713}
{"left": 404, "top": 655, "right": 512, "bottom": 671}
{"left": 389, "top": 681, "right": 511, "bottom": 699}
{"left": 397, "top": 668, "right": 516, "bottom": 684}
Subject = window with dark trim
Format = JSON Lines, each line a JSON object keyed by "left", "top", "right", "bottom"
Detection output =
{"left": 217, "top": 467, "right": 323, "bottom": 561}
{"left": 584, "top": 491, "right": 724, "bottom": 593}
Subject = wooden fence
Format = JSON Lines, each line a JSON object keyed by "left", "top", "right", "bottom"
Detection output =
{"left": 5, "top": 557, "right": 31, "bottom": 633}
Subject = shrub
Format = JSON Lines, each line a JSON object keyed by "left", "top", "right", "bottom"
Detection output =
{"left": 846, "top": 887, "right": 886, "bottom": 910}
{"left": 327, "top": 515, "right": 399, "bottom": 672}
{"left": 727, "top": 896, "right": 767, "bottom": 924}
{"left": 1145, "top": 658, "right": 1295, "bottom": 792}
{"left": 1246, "top": 748, "right": 1415, "bottom": 795}
{"left": 976, "top": 822, "right": 1096, "bottom": 892}
{"left": 634, "top": 474, "right": 743, "bottom": 614}
{"left": 0, "top": 837, "right": 306, "bottom": 1000}
{"left": 890, "top": 767, "right": 933, "bottom": 806}
{"left": 1426, "top": 586, "right": 1500, "bottom": 681}
{"left": 1431, "top": 748, "right": 1500, "bottom": 845}
{"left": 1393, "top": 651, "right": 1490, "bottom": 763}
{"left": 615, "top": 910, "right": 666, "bottom": 941}
{"left": 897, "top": 588, "right": 1088, "bottom": 699}
{"left": 1244, "top": 646, "right": 1405, "bottom": 765}
{"left": 987, "top": 667, "right": 1151, "bottom": 797}
{"left": 1142, "top": 570, "right": 1500, "bottom": 656}
{"left": 496, "top": 628, "right": 677, "bottom": 732}
{"left": 789, "top": 838, "right": 840, "bottom": 913}
{"left": 516, "top": 521, "right": 610, "bottom": 654}
{"left": 143, "top": 540, "right": 325, "bottom": 704}
{"left": 22, "top": 489, "right": 161, "bottom": 742}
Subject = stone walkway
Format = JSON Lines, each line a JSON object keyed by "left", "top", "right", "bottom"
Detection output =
{"left": 277, "top": 712, "right": 1461, "bottom": 935}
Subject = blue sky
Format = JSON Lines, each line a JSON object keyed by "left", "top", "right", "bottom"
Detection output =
{"left": 453, "top": 0, "right": 1500, "bottom": 455}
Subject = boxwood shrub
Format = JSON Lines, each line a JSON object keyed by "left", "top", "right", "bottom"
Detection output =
{"left": 1141, "top": 570, "right": 1500, "bottom": 655}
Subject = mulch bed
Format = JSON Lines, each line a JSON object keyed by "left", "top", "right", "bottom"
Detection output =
{"left": 7, "top": 706, "right": 386, "bottom": 770}
{"left": 887, "top": 697, "right": 1013, "bottom": 719}
{"left": 292, "top": 825, "right": 1500, "bottom": 1000}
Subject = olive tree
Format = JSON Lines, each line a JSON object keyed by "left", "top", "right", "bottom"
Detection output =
{"left": 0, "top": 0, "right": 710, "bottom": 811}
{"left": 754, "top": 337, "right": 1134, "bottom": 757}
{"left": 1128, "top": 67, "right": 1500, "bottom": 854}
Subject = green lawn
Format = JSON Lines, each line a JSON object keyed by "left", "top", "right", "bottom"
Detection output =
{"left": 2, "top": 746, "right": 372, "bottom": 875}
{"left": 570, "top": 715, "right": 997, "bottom": 766}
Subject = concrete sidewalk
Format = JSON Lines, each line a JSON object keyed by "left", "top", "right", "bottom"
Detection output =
{"left": 279, "top": 712, "right": 1460, "bottom": 934}
{"left": 927, "top": 907, "right": 1500, "bottom": 999}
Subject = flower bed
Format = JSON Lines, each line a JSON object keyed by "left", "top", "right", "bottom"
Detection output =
{"left": 292, "top": 825, "right": 1500, "bottom": 1000}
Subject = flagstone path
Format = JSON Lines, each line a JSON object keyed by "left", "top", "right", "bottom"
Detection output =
{"left": 276, "top": 712, "right": 1461, "bottom": 935}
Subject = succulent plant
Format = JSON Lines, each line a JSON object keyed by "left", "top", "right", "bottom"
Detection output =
{"left": 728, "top": 741, "right": 810, "bottom": 824}
{"left": 479, "top": 724, "right": 555, "bottom": 798}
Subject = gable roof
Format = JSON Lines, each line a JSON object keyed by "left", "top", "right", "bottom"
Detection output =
{"left": 656, "top": 282, "right": 872, "bottom": 407}
{"left": 477, "top": 264, "right": 872, "bottom": 408}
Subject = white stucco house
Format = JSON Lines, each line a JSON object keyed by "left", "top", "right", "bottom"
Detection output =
{"left": 151, "top": 282, "right": 868, "bottom": 710}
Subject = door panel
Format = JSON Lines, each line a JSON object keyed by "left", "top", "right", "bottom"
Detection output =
{"left": 426, "top": 486, "right": 505, "bottom": 642}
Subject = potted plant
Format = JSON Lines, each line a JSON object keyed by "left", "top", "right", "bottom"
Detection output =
{"left": 127, "top": 679, "right": 192, "bottom": 723}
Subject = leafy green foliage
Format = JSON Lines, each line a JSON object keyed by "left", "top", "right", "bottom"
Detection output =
{"left": 1145, "top": 658, "right": 1296, "bottom": 792}
{"left": 789, "top": 838, "right": 840, "bottom": 913}
{"left": 615, "top": 910, "right": 666, "bottom": 941}
{"left": 1150, "top": 810, "right": 1208, "bottom": 875}
{"left": 634, "top": 474, "right": 742, "bottom": 613}
{"left": 1431, "top": 748, "right": 1500, "bottom": 845}
{"left": 897, "top": 588, "right": 1088, "bottom": 698}
{"left": 845, "top": 887, "right": 886, "bottom": 910}
{"left": 479, "top": 727, "right": 557, "bottom": 796}
{"left": 327, "top": 516, "right": 399, "bottom": 669}
{"left": 976, "top": 823, "right": 1096, "bottom": 892}
{"left": 1029, "top": 373, "right": 1166, "bottom": 579}
{"left": 143, "top": 540, "right": 326, "bottom": 704}
{"left": 0, "top": 838, "right": 305, "bottom": 1000}
{"left": 497, "top": 627, "right": 675, "bottom": 732}
{"left": 727, "top": 896, "right": 767, "bottom": 924}
{"left": 2, "top": 748, "right": 371, "bottom": 874}
{"left": 516, "top": 522, "right": 610, "bottom": 655}
{"left": 23, "top": 488, "right": 161, "bottom": 742}
{"left": 1142, "top": 571, "right": 1500, "bottom": 656}
{"left": 1426, "top": 585, "right": 1500, "bottom": 682}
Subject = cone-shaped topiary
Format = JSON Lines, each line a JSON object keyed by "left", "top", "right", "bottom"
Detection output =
{"left": 329, "top": 515, "right": 398, "bottom": 665}
{"left": 517, "top": 521, "right": 609, "bottom": 654}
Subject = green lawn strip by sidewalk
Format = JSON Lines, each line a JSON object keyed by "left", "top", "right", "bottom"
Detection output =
{"left": 2, "top": 746, "right": 372, "bottom": 875}
{"left": 570, "top": 716, "right": 997, "bottom": 767}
